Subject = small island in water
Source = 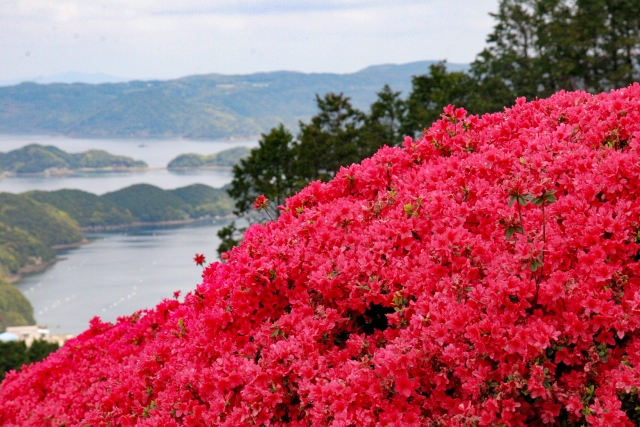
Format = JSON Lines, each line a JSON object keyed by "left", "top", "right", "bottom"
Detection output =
{"left": 0, "top": 144, "right": 147, "bottom": 176}
{"left": 167, "top": 146, "right": 250, "bottom": 169}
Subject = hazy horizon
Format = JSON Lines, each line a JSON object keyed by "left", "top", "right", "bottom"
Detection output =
{"left": 0, "top": 59, "right": 471, "bottom": 87}
{"left": 1, "top": 1, "right": 498, "bottom": 82}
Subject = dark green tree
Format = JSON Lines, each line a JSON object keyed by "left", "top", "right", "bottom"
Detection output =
{"left": 218, "top": 93, "right": 392, "bottom": 257}
{"left": 0, "top": 341, "right": 27, "bottom": 382}
{"left": 295, "top": 93, "right": 368, "bottom": 183}
{"left": 471, "top": 0, "right": 543, "bottom": 98}
{"left": 216, "top": 221, "right": 244, "bottom": 259}
{"left": 400, "top": 62, "right": 490, "bottom": 138}
{"left": 0, "top": 339, "right": 59, "bottom": 381}
{"left": 227, "top": 124, "right": 296, "bottom": 220}
{"left": 363, "top": 85, "right": 407, "bottom": 147}
{"left": 27, "top": 339, "right": 59, "bottom": 364}
{"left": 471, "top": 0, "right": 640, "bottom": 98}
{"left": 570, "top": 0, "right": 640, "bottom": 91}
{"left": 217, "top": 125, "right": 297, "bottom": 257}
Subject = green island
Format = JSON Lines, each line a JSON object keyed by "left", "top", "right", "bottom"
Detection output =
{"left": 167, "top": 146, "right": 251, "bottom": 169}
{"left": 0, "top": 183, "right": 234, "bottom": 330}
{"left": 0, "top": 144, "right": 147, "bottom": 175}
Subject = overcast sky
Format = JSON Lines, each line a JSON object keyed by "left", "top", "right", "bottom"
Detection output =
{"left": 0, "top": 0, "right": 499, "bottom": 82}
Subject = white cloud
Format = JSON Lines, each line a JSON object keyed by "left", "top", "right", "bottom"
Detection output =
{"left": 0, "top": 0, "right": 499, "bottom": 81}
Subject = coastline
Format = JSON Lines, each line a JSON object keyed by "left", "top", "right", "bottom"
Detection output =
{"left": 79, "top": 214, "right": 236, "bottom": 232}
{"left": 6, "top": 216, "right": 236, "bottom": 284}
{"left": 166, "top": 165, "right": 233, "bottom": 171}
{"left": 6, "top": 216, "right": 235, "bottom": 284}
{"left": 0, "top": 166, "right": 154, "bottom": 178}
{"left": 52, "top": 238, "right": 92, "bottom": 250}
{"left": 4, "top": 258, "right": 60, "bottom": 284}
{"left": 5, "top": 239, "right": 92, "bottom": 283}
{"left": 0, "top": 165, "right": 238, "bottom": 180}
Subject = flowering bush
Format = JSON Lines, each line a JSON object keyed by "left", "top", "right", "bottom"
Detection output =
{"left": 3, "top": 86, "right": 640, "bottom": 426}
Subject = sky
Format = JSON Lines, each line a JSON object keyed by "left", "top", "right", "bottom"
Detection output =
{"left": 0, "top": 0, "right": 499, "bottom": 82}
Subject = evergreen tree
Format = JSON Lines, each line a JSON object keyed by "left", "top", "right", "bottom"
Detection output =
{"left": 472, "top": 0, "right": 640, "bottom": 98}
{"left": 295, "top": 93, "right": 368, "bottom": 184}
{"left": 364, "top": 85, "right": 407, "bottom": 147}
{"left": 0, "top": 341, "right": 27, "bottom": 382}
{"left": 217, "top": 125, "right": 297, "bottom": 257}
{"left": 0, "top": 339, "right": 58, "bottom": 381}
{"left": 216, "top": 221, "right": 243, "bottom": 259}
{"left": 400, "top": 63, "right": 488, "bottom": 138}
{"left": 227, "top": 124, "right": 296, "bottom": 220}
{"left": 218, "top": 93, "right": 391, "bottom": 257}
{"left": 571, "top": 0, "right": 640, "bottom": 91}
{"left": 26, "top": 339, "right": 59, "bottom": 364}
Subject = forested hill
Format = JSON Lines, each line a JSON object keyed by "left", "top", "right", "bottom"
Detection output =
{"left": 0, "top": 61, "right": 467, "bottom": 140}
{"left": 0, "top": 144, "right": 147, "bottom": 174}
{"left": 0, "top": 183, "right": 234, "bottom": 330}
{"left": 0, "top": 183, "right": 233, "bottom": 284}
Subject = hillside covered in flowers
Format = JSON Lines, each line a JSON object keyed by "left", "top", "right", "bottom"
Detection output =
{"left": 2, "top": 86, "right": 640, "bottom": 426}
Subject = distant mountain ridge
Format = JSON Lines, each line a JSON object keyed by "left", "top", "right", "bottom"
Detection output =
{"left": 0, "top": 72, "right": 130, "bottom": 87}
{"left": 0, "top": 61, "right": 468, "bottom": 140}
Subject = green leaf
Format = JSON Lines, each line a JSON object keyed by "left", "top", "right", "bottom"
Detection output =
{"left": 529, "top": 260, "right": 543, "bottom": 272}
{"left": 506, "top": 226, "right": 524, "bottom": 241}
{"left": 530, "top": 196, "right": 544, "bottom": 206}
{"left": 506, "top": 227, "right": 516, "bottom": 240}
{"left": 508, "top": 196, "right": 516, "bottom": 207}
{"left": 544, "top": 193, "right": 557, "bottom": 204}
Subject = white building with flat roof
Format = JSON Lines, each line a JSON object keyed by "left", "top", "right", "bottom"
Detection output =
{"left": 5, "top": 325, "right": 73, "bottom": 347}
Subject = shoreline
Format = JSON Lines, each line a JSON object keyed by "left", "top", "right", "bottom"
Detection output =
{"left": 6, "top": 216, "right": 236, "bottom": 283}
{"left": 0, "top": 133, "right": 260, "bottom": 142}
{"left": 80, "top": 215, "right": 236, "bottom": 232}
{"left": 166, "top": 165, "right": 233, "bottom": 171}
{"left": 0, "top": 166, "right": 154, "bottom": 178}
{"left": 52, "top": 238, "right": 92, "bottom": 250}
{"left": 0, "top": 165, "right": 237, "bottom": 179}
{"left": 4, "top": 258, "right": 60, "bottom": 284}
{"left": 5, "top": 239, "right": 92, "bottom": 283}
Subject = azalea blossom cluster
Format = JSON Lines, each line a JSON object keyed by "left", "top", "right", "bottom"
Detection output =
{"left": 3, "top": 86, "right": 640, "bottom": 426}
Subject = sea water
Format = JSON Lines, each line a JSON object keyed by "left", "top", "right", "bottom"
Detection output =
{"left": 0, "top": 135, "right": 258, "bottom": 194}
{"left": 15, "top": 221, "right": 232, "bottom": 335}
{"left": 0, "top": 135, "right": 256, "bottom": 334}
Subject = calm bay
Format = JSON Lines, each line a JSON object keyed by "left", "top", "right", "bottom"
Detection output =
{"left": 15, "top": 221, "right": 230, "bottom": 335}
{"left": 0, "top": 135, "right": 256, "bottom": 334}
